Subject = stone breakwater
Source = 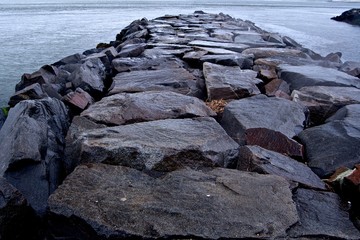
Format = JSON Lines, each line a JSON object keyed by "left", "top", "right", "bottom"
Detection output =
{"left": 1, "top": 11, "right": 360, "bottom": 239}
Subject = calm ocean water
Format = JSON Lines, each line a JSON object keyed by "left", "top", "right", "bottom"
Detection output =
{"left": 0, "top": 0, "right": 360, "bottom": 106}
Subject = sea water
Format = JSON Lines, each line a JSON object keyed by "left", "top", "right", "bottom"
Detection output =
{"left": 0, "top": 0, "right": 360, "bottom": 106}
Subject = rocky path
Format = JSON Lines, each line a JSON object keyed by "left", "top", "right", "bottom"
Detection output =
{"left": 1, "top": 11, "right": 360, "bottom": 239}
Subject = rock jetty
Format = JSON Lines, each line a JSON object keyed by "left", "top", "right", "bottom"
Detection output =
{"left": 332, "top": 8, "right": 360, "bottom": 26}
{"left": 1, "top": 11, "right": 360, "bottom": 239}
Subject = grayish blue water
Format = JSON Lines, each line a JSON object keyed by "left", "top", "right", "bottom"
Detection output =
{"left": 1, "top": 0, "right": 360, "bottom": 106}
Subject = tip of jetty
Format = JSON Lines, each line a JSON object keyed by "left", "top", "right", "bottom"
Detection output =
{"left": 1, "top": 11, "right": 360, "bottom": 239}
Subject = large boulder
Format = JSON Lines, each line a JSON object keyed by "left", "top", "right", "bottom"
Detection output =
{"left": 0, "top": 177, "right": 41, "bottom": 240}
{"left": 199, "top": 54, "right": 254, "bottom": 69}
{"left": 108, "top": 67, "right": 202, "bottom": 98}
{"left": 68, "top": 58, "right": 106, "bottom": 98}
{"left": 238, "top": 145, "right": 326, "bottom": 190}
{"left": 48, "top": 164, "right": 299, "bottom": 239}
{"left": 292, "top": 86, "right": 360, "bottom": 125}
{"left": 81, "top": 91, "right": 215, "bottom": 126}
{"left": 203, "top": 62, "right": 261, "bottom": 100}
{"left": 340, "top": 61, "right": 360, "bottom": 78}
{"left": 66, "top": 117, "right": 239, "bottom": 171}
{"left": 0, "top": 98, "right": 69, "bottom": 215}
{"left": 278, "top": 64, "right": 360, "bottom": 91}
{"left": 288, "top": 188, "right": 360, "bottom": 239}
{"left": 332, "top": 8, "right": 360, "bottom": 26}
{"left": 298, "top": 104, "right": 360, "bottom": 178}
{"left": 221, "top": 95, "right": 306, "bottom": 158}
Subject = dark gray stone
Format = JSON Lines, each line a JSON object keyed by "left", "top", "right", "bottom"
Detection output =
{"left": 0, "top": 177, "right": 41, "bottom": 239}
{"left": 238, "top": 146, "right": 326, "bottom": 190}
{"left": 68, "top": 58, "right": 106, "bottom": 97}
{"left": 221, "top": 95, "right": 306, "bottom": 157}
{"left": 203, "top": 62, "right": 261, "bottom": 100}
{"left": 193, "top": 46, "right": 240, "bottom": 55}
{"left": 199, "top": 54, "right": 254, "bottom": 69}
{"left": 332, "top": 8, "right": 360, "bottom": 26}
{"left": 278, "top": 64, "right": 360, "bottom": 91}
{"left": 0, "top": 98, "right": 69, "bottom": 215}
{"left": 292, "top": 86, "right": 360, "bottom": 125}
{"left": 112, "top": 57, "right": 183, "bottom": 73}
{"left": 298, "top": 104, "right": 360, "bottom": 178}
{"left": 108, "top": 67, "right": 202, "bottom": 97}
{"left": 118, "top": 43, "right": 146, "bottom": 57}
{"left": 289, "top": 188, "right": 360, "bottom": 239}
{"left": 8, "top": 83, "right": 47, "bottom": 107}
{"left": 48, "top": 164, "right": 298, "bottom": 239}
{"left": 67, "top": 117, "right": 239, "bottom": 171}
{"left": 15, "top": 65, "right": 59, "bottom": 92}
{"left": 0, "top": 109, "right": 6, "bottom": 131}
{"left": 81, "top": 91, "right": 215, "bottom": 126}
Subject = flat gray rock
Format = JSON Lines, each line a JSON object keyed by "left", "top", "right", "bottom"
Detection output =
{"left": 238, "top": 146, "right": 326, "bottom": 190}
{"left": 242, "top": 47, "right": 305, "bottom": 59}
{"left": 289, "top": 188, "right": 360, "bottom": 239}
{"left": 81, "top": 91, "right": 215, "bottom": 126}
{"left": 108, "top": 67, "right": 201, "bottom": 97}
{"left": 292, "top": 86, "right": 360, "bottom": 125}
{"left": 278, "top": 64, "right": 360, "bottom": 91}
{"left": 203, "top": 62, "right": 261, "bottom": 100}
{"left": 199, "top": 54, "right": 254, "bottom": 69}
{"left": 189, "top": 40, "right": 249, "bottom": 53}
{"left": 298, "top": 104, "right": 360, "bottom": 178}
{"left": 67, "top": 117, "right": 239, "bottom": 171}
{"left": 221, "top": 95, "right": 306, "bottom": 157}
{"left": 48, "top": 164, "right": 299, "bottom": 239}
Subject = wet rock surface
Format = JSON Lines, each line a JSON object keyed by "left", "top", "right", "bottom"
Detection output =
{"left": 1, "top": 11, "right": 360, "bottom": 239}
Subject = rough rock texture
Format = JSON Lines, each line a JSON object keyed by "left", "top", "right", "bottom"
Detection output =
{"left": 278, "top": 64, "right": 360, "bottom": 91}
{"left": 298, "top": 104, "right": 360, "bottom": 178}
{"left": 238, "top": 146, "right": 326, "bottom": 190}
{"left": 48, "top": 164, "right": 299, "bottom": 239}
{"left": 292, "top": 86, "right": 360, "bottom": 125}
{"left": 332, "top": 8, "right": 360, "bottom": 26}
{"left": 0, "top": 177, "right": 40, "bottom": 240}
{"left": 203, "top": 62, "right": 261, "bottom": 100}
{"left": 0, "top": 98, "right": 69, "bottom": 215}
{"left": 242, "top": 47, "right": 306, "bottom": 59}
{"left": 221, "top": 95, "right": 306, "bottom": 157}
{"left": 289, "top": 188, "right": 360, "bottom": 239}
{"left": 81, "top": 91, "right": 215, "bottom": 126}
{"left": 199, "top": 53, "right": 254, "bottom": 69}
{"left": 66, "top": 117, "right": 239, "bottom": 171}
{"left": 69, "top": 58, "right": 107, "bottom": 97}
{"left": 8, "top": 83, "right": 47, "bottom": 107}
{"left": 63, "top": 87, "right": 94, "bottom": 111}
{"left": 108, "top": 67, "right": 202, "bottom": 98}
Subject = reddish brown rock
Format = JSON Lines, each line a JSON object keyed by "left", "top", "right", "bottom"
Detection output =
{"left": 63, "top": 88, "right": 94, "bottom": 111}
{"left": 245, "top": 128, "right": 303, "bottom": 158}
{"left": 264, "top": 78, "right": 290, "bottom": 97}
